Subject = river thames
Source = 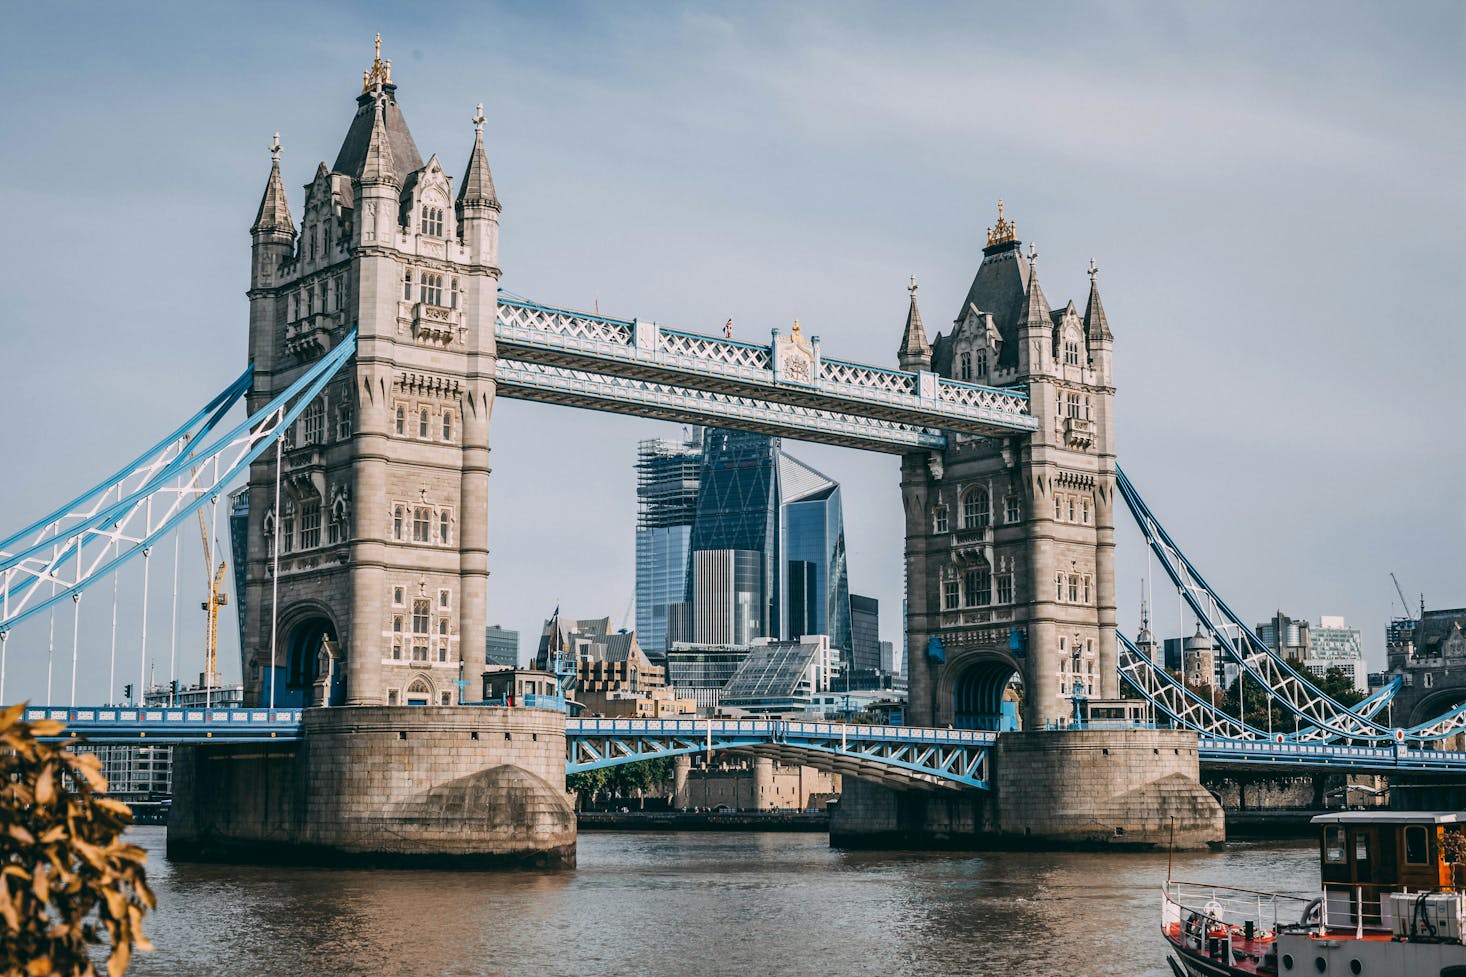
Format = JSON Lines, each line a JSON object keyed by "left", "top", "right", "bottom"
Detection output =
{"left": 124, "top": 827, "right": 1317, "bottom": 977}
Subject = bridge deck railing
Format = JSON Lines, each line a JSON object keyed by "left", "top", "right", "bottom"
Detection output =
{"left": 495, "top": 298, "right": 1036, "bottom": 433}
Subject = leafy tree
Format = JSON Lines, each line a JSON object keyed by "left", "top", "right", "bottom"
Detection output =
{"left": 567, "top": 758, "right": 674, "bottom": 808}
{"left": 1220, "top": 666, "right": 1366, "bottom": 733}
{"left": 1, "top": 704, "right": 154, "bottom": 977}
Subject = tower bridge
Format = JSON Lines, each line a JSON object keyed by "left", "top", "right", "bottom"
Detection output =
{"left": 3, "top": 42, "right": 1464, "bottom": 864}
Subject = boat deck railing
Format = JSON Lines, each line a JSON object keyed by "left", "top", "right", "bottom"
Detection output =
{"left": 1163, "top": 880, "right": 1315, "bottom": 969}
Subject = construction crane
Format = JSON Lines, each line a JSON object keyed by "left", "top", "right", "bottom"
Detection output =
{"left": 196, "top": 494, "right": 228, "bottom": 689}
{"left": 1390, "top": 572, "right": 1413, "bottom": 619}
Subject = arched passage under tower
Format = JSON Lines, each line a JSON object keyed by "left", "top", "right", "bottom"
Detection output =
{"left": 273, "top": 613, "right": 341, "bottom": 708}
{"left": 934, "top": 650, "right": 1023, "bottom": 731}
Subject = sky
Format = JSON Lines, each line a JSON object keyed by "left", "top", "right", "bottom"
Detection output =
{"left": 0, "top": 1, "right": 1462, "bottom": 702}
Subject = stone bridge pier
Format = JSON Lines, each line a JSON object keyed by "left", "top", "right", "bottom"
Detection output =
{"left": 168, "top": 707, "right": 576, "bottom": 868}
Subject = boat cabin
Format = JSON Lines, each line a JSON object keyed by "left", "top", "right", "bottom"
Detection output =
{"left": 1314, "top": 811, "right": 1466, "bottom": 892}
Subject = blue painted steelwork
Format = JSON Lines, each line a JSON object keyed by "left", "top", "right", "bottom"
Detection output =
{"left": 494, "top": 295, "right": 1038, "bottom": 446}
{"left": 0, "top": 367, "right": 253, "bottom": 556}
{"left": 493, "top": 359, "right": 949, "bottom": 453}
{"left": 1115, "top": 465, "right": 1466, "bottom": 744}
{"left": 1, "top": 333, "right": 357, "bottom": 633}
{"left": 565, "top": 717, "right": 993, "bottom": 790}
{"left": 24, "top": 706, "right": 302, "bottom": 743}
{"left": 24, "top": 704, "right": 1466, "bottom": 777}
{"left": 1199, "top": 737, "right": 1466, "bottom": 773}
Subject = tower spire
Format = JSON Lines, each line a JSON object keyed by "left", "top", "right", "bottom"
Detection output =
{"left": 897, "top": 274, "right": 932, "bottom": 372}
{"left": 457, "top": 102, "right": 500, "bottom": 209}
{"left": 251, "top": 133, "right": 294, "bottom": 235}
{"left": 1083, "top": 258, "right": 1113, "bottom": 342}
{"left": 359, "top": 94, "right": 397, "bottom": 186}
{"left": 1015, "top": 244, "right": 1052, "bottom": 331}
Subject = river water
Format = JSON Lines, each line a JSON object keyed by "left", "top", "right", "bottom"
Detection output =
{"left": 124, "top": 827, "right": 1317, "bottom": 977}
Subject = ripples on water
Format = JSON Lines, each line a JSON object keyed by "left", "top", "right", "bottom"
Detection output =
{"left": 124, "top": 827, "right": 1315, "bottom": 977}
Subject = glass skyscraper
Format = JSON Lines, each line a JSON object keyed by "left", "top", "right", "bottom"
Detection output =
{"left": 780, "top": 453, "right": 851, "bottom": 656}
{"left": 634, "top": 430, "right": 703, "bottom": 659}
{"left": 688, "top": 429, "right": 781, "bottom": 645}
{"left": 634, "top": 427, "right": 855, "bottom": 659}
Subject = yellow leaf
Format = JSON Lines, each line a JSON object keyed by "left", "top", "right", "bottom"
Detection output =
{"left": 25, "top": 956, "right": 50, "bottom": 976}
{"left": 0, "top": 877, "right": 19, "bottom": 930}
{"left": 106, "top": 939, "right": 131, "bottom": 977}
{"left": 34, "top": 766, "right": 54, "bottom": 806}
{"left": 8, "top": 824, "right": 35, "bottom": 845}
{"left": 28, "top": 719, "right": 65, "bottom": 737}
{"left": 32, "top": 866, "right": 49, "bottom": 904}
{"left": 0, "top": 702, "right": 25, "bottom": 731}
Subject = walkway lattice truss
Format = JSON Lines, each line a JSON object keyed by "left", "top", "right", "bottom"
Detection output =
{"left": 565, "top": 718, "right": 993, "bottom": 791}
{"left": 495, "top": 297, "right": 1037, "bottom": 452}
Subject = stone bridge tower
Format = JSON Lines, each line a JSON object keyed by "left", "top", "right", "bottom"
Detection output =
{"left": 242, "top": 42, "right": 500, "bottom": 708}
{"left": 900, "top": 205, "right": 1118, "bottom": 730}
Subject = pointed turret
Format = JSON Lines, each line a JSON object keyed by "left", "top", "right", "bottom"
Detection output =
{"left": 359, "top": 94, "right": 397, "bottom": 186}
{"left": 458, "top": 103, "right": 501, "bottom": 268}
{"left": 1083, "top": 259, "right": 1113, "bottom": 342}
{"left": 252, "top": 134, "right": 295, "bottom": 237}
{"left": 898, "top": 275, "right": 932, "bottom": 372}
{"left": 1015, "top": 245, "right": 1053, "bottom": 331}
{"left": 457, "top": 103, "right": 500, "bottom": 210}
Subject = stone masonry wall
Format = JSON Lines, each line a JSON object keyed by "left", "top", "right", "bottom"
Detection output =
{"left": 169, "top": 706, "right": 575, "bottom": 868}
{"left": 832, "top": 728, "right": 1223, "bottom": 850}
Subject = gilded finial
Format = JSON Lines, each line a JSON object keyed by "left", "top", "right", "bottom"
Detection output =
{"left": 986, "top": 198, "right": 1016, "bottom": 247}
{"left": 472, "top": 102, "right": 486, "bottom": 134}
{"left": 792, "top": 318, "right": 802, "bottom": 337}
{"left": 269, "top": 132, "right": 282, "bottom": 163}
{"left": 362, "top": 33, "right": 393, "bottom": 93}
{"left": 1088, "top": 258, "right": 1098, "bottom": 282}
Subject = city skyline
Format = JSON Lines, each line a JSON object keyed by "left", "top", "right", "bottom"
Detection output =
{"left": 0, "top": 2, "right": 1462, "bottom": 702}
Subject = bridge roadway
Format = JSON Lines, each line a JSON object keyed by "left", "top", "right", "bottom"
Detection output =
{"left": 24, "top": 707, "right": 1466, "bottom": 783}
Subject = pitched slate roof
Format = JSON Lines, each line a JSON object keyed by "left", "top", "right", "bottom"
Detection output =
{"left": 934, "top": 238, "right": 1030, "bottom": 374}
{"left": 332, "top": 86, "right": 423, "bottom": 182}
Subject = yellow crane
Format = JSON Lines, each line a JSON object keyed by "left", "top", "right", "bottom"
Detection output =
{"left": 196, "top": 497, "right": 228, "bottom": 688}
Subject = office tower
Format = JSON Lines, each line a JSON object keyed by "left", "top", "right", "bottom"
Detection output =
{"left": 634, "top": 429, "right": 703, "bottom": 658}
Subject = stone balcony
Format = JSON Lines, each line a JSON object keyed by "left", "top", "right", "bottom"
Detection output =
{"left": 409, "top": 302, "right": 463, "bottom": 345}
{"left": 1064, "top": 416, "right": 1095, "bottom": 447}
{"left": 950, "top": 525, "right": 991, "bottom": 559}
{"left": 284, "top": 312, "right": 345, "bottom": 361}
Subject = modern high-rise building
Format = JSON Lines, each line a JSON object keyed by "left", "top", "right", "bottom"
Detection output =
{"left": 849, "top": 594, "right": 880, "bottom": 673}
{"left": 485, "top": 624, "right": 519, "bottom": 669}
{"left": 780, "top": 454, "right": 851, "bottom": 655}
{"left": 634, "top": 430, "right": 702, "bottom": 658}
{"left": 1256, "top": 610, "right": 1311, "bottom": 663}
{"left": 1304, "top": 615, "right": 1367, "bottom": 693}
{"left": 689, "top": 429, "right": 781, "bottom": 645}
{"left": 636, "top": 426, "right": 857, "bottom": 665}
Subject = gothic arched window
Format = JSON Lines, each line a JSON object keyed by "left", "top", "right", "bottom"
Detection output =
{"left": 418, "top": 409, "right": 429, "bottom": 438}
{"left": 961, "top": 487, "right": 990, "bottom": 529}
{"left": 959, "top": 351, "right": 972, "bottom": 381}
{"left": 394, "top": 406, "right": 405, "bottom": 435}
{"left": 976, "top": 351, "right": 987, "bottom": 376}
{"left": 420, "top": 206, "right": 444, "bottom": 237}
